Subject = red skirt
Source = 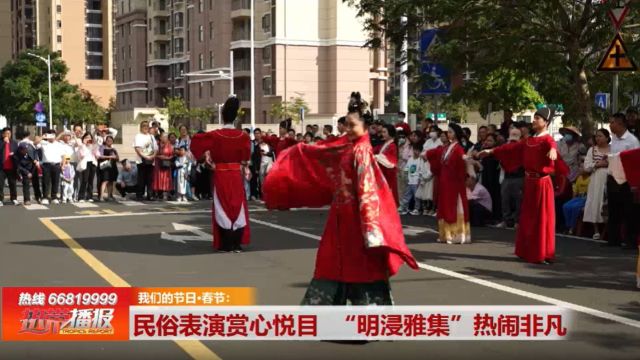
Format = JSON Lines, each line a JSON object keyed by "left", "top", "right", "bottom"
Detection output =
{"left": 381, "top": 167, "right": 399, "bottom": 206}
{"left": 516, "top": 176, "right": 555, "bottom": 263}
{"left": 152, "top": 164, "right": 173, "bottom": 192}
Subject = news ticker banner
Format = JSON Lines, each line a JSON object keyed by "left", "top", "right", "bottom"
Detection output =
{"left": 2, "top": 287, "right": 571, "bottom": 341}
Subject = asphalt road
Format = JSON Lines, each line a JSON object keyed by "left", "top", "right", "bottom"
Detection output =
{"left": 0, "top": 200, "right": 638, "bottom": 360}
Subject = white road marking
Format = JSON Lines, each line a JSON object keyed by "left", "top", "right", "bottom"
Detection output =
{"left": 72, "top": 202, "right": 99, "bottom": 208}
{"left": 118, "top": 200, "right": 145, "bottom": 206}
{"left": 403, "top": 225, "right": 438, "bottom": 236}
{"left": 24, "top": 204, "right": 49, "bottom": 210}
{"left": 161, "top": 223, "right": 211, "bottom": 243}
{"left": 166, "top": 201, "right": 195, "bottom": 206}
{"left": 249, "top": 218, "right": 640, "bottom": 331}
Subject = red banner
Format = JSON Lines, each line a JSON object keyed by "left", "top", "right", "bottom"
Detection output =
{"left": 2, "top": 287, "right": 131, "bottom": 341}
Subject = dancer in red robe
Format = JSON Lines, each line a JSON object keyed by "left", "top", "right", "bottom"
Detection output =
{"left": 375, "top": 124, "right": 400, "bottom": 205}
{"left": 263, "top": 92, "right": 418, "bottom": 305}
{"left": 607, "top": 147, "right": 640, "bottom": 289}
{"left": 191, "top": 96, "right": 251, "bottom": 253}
{"left": 479, "top": 108, "right": 568, "bottom": 264}
{"left": 426, "top": 123, "right": 471, "bottom": 244}
{"left": 265, "top": 119, "right": 298, "bottom": 159}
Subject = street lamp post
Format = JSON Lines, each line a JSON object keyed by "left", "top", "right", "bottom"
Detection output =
{"left": 250, "top": 0, "right": 256, "bottom": 132}
{"left": 27, "top": 53, "right": 53, "bottom": 129}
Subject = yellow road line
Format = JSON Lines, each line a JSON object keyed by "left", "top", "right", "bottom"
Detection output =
{"left": 39, "top": 218, "right": 222, "bottom": 360}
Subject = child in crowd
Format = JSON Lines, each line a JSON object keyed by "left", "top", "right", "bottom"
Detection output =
{"left": 60, "top": 155, "right": 76, "bottom": 203}
{"left": 174, "top": 146, "right": 191, "bottom": 202}
{"left": 562, "top": 155, "right": 590, "bottom": 234}
{"left": 399, "top": 143, "right": 425, "bottom": 215}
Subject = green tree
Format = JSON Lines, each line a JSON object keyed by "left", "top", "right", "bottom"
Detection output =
{"left": 162, "top": 96, "right": 190, "bottom": 129}
{"left": 0, "top": 47, "right": 105, "bottom": 126}
{"left": 269, "top": 96, "right": 310, "bottom": 123}
{"left": 346, "top": 0, "right": 637, "bottom": 137}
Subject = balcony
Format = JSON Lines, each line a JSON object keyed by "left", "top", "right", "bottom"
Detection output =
{"left": 171, "top": 0, "right": 185, "bottom": 8}
{"left": 154, "top": 51, "right": 169, "bottom": 60}
{"left": 231, "top": 0, "right": 251, "bottom": 19}
{"left": 233, "top": 58, "right": 251, "bottom": 77}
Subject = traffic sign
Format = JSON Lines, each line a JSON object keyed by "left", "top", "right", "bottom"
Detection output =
{"left": 595, "top": 92, "right": 610, "bottom": 110}
{"left": 597, "top": 33, "right": 637, "bottom": 72}
{"left": 608, "top": 6, "right": 629, "bottom": 30}
{"left": 427, "top": 113, "right": 447, "bottom": 121}
{"left": 35, "top": 112, "right": 47, "bottom": 127}
{"left": 420, "top": 29, "right": 451, "bottom": 95}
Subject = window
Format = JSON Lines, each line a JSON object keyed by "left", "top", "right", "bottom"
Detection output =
{"left": 262, "top": 14, "right": 271, "bottom": 33}
{"left": 128, "top": 92, "right": 132, "bottom": 105}
{"left": 199, "top": 25, "right": 203, "bottom": 42}
{"left": 121, "top": 69, "right": 125, "bottom": 81}
{"left": 262, "top": 46, "right": 272, "bottom": 65}
{"left": 199, "top": 0, "right": 203, "bottom": 13}
{"left": 209, "top": 21, "right": 213, "bottom": 39}
{"left": 129, "top": 68, "right": 132, "bottom": 81}
{"left": 262, "top": 76, "right": 273, "bottom": 95}
{"left": 128, "top": 45, "right": 132, "bottom": 58}
{"left": 209, "top": 51, "right": 213, "bottom": 68}
{"left": 57, "top": 5, "right": 61, "bottom": 12}
{"left": 57, "top": 35, "right": 62, "bottom": 43}
{"left": 122, "top": 47, "right": 125, "bottom": 60}
{"left": 209, "top": 0, "right": 213, "bottom": 10}
{"left": 149, "top": 43, "right": 152, "bottom": 54}
{"left": 199, "top": 53, "right": 204, "bottom": 70}
{"left": 210, "top": 81, "right": 214, "bottom": 97}
{"left": 128, "top": 23, "right": 131, "bottom": 35}
{"left": 199, "top": 82, "right": 203, "bottom": 98}
{"left": 57, "top": 20, "right": 62, "bottom": 28}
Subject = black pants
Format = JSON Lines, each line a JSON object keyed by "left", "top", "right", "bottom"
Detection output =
{"left": 469, "top": 200, "right": 492, "bottom": 227}
{"left": 116, "top": 183, "right": 137, "bottom": 198}
{"left": 219, "top": 227, "right": 245, "bottom": 252}
{"left": 42, "top": 163, "right": 61, "bottom": 200}
{"left": 136, "top": 163, "right": 154, "bottom": 200}
{"left": 606, "top": 176, "right": 638, "bottom": 246}
{"left": 0, "top": 168, "right": 18, "bottom": 202}
{"left": 250, "top": 166, "right": 260, "bottom": 199}
{"left": 78, "top": 163, "right": 96, "bottom": 201}
{"left": 19, "top": 169, "right": 41, "bottom": 202}
{"left": 71, "top": 162, "right": 80, "bottom": 200}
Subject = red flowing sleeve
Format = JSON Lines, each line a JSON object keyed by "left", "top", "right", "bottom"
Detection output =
{"left": 263, "top": 139, "right": 349, "bottom": 210}
{"left": 263, "top": 135, "right": 279, "bottom": 150}
{"left": 240, "top": 134, "right": 251, "bottom": 162}
{"left": 620, "top": 148, "right": 640, "bottom": 188}
{"left": 426, "top": 146, "right": 444, "bottom": 176}
{"left": 190, "top": 132, "right": 213, "bottom": 160}
{"left": 354, "top": 146, "right": 418, "bottom": 275}
{"left": 492, "top": 140, "right": 524, "bottom": 173}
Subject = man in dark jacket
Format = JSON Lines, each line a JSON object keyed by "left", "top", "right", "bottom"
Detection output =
{"left": 0, "top": 127, "right": 19, "bottom": 205}
{"left": 13, "top": 144, "right": 39, "bottom": 205}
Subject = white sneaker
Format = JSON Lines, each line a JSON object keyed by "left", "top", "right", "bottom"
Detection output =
{"left": 52, "top": 199, "right": 60, "bottom": 205}
{"left": 410, "top": 210, "right": 422, "bottom": 216}
{"left": 399, "top": 210, "right": 409, "bottom": 216}
{"left": 78, "top": 199, "right": 86, "bottom": 203}
{"left": 12, "top": 199, "right": 20, "bottom": 205}
{"left": 593, "top": 233, "right": 601, "bottom": 240}
{"left": 88, "top": 199, "right": 94, "bottom": 203}
{"left": 0, "top": 202, "right": 3, "bottom": 207}
{"left": 41, "top": 199, "right": 50, "bottom": 205}
{"left": 495, "top": 222, "right": 507, "bottom": 229}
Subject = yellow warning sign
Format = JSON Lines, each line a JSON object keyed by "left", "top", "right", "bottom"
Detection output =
{"left": 597, "top": 33, "right": 637, "bottom": 72}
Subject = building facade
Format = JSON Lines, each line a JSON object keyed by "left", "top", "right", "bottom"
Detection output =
{"left": 8, "top": 0, "right": 116, "bottom": 108}
{"left": 115, "top": 0, "right": 386, "bottom": 124}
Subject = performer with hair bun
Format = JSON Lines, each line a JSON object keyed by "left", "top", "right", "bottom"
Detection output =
{"left": 265, "top": 118, "right": 298, "bottom": 159}
{"left": 191, "top": 96, "right": 252, "bottom": 253}
{"left": 375, "top": 123, "right": 400, "bottom": 205}
{"left": 426, "top": 122, "right": 472, "bottom": 244}
{"left": 263, "top": 92, "right": 418, "bottom": 305}
{"left": 479, "top": 108, "right": 568, "bottom": 264}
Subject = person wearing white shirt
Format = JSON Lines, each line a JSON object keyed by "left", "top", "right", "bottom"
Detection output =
{"left": 604, "top": 113, "right": 640, "bottom": 248}
{"left": 76, "top": 132, "right": 99, "bottom": 202}
{"left": 40, "top": 132, "right": 66, "bottom": 204}
{"left": 133, "top": 121, "right": 158, "bottom": 201}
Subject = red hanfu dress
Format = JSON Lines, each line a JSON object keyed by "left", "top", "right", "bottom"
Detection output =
{"left": 492, "top": 133, "right": 568, "bottom": 263}
{"left": 265, "top": 135, "right": 298, "bottom": 159}
{"left": 191, "top": 125, "right": 252, "bottom": 250}
{"left": 263, "top": 133, "right": 417, "bottom": 291}
{"left": 375, "top": 140, "right": 400, "bottom": 205}
{"left": 426, "top": 142, "right": 471, "bottom": 244}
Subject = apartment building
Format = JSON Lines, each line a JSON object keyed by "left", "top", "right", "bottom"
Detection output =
{"left": 0, "top": 2, "right": 12, "bottom": 68}
{"left": 115, "top": 0, "right": 386, "bottom": 124}
{"left": 8, "top": 0, "right": 116, "bottom": 108}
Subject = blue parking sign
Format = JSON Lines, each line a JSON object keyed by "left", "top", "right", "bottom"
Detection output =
{"left": 420, "top": 29, "right": 451, "bottom": 95}
{"left": 594, "top": 92, "right": 609, "bottom": 110}
{"left": 35, "top": 112, "right": 47, "bottom": 127}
